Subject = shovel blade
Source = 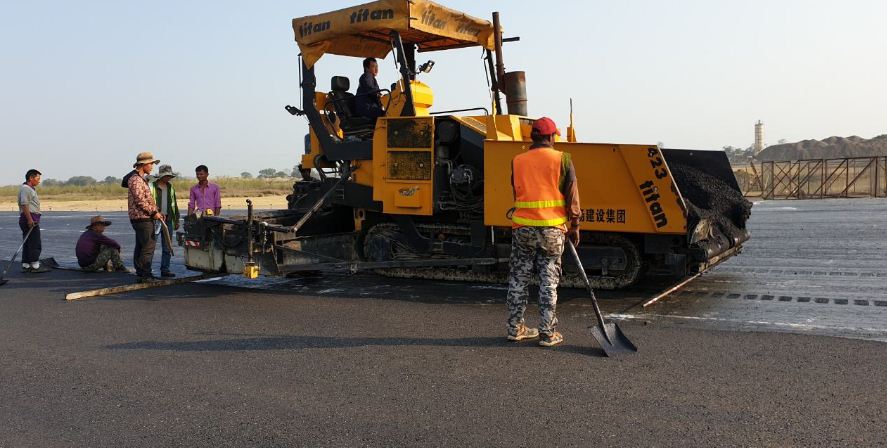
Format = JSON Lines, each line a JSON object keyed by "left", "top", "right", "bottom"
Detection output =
{"left": 590, "top": 322, "right": 637, "bottom": 356}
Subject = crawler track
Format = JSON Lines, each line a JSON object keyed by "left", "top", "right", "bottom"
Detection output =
{"left": 363, "top": 223, "right": 642, "bottom": 289}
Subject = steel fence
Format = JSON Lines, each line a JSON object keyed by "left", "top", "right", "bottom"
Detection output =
{"left": 738, "top": 156, "right": 887, "bottom": 199}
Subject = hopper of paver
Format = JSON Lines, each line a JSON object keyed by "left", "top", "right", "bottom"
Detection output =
{"left": 662, "top": 148, "right": 752, "bottom": 272}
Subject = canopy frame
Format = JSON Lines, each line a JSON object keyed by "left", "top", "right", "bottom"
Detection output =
{"left": 292, "top": 0, "right": 496, "bottom": 68}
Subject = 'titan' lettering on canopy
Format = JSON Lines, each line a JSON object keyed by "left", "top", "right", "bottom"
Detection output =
{"left": 455, "top": 19, "right": 482, "bottom": 37}
{"left": 298, "top": 20, "right": 331, "bottom": 37}
{"left": 350, "top": 8, "right": 394, "bottom": 23}
{"left": 420, "top": 9, "right": 447, "bottom": 29}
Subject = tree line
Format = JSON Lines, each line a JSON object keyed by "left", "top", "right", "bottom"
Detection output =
{"left": 39, "top": 166, "right": 303, "bottom": 186}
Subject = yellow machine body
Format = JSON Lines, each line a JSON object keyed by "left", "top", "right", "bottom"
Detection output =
{"left": 384, "top": 80, "right": 434, "bottom": 117}
{"left": 361, "top": 112, "right": 689, "bottom": 235}
{"left": 372, "top": 116, "right": 436, "bottom": 215}
{"left": 483, "top": 141, "right": 688, "bottom": 235}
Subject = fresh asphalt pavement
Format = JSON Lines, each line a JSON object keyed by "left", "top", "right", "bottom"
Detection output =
{"left": 0, "top": 200, "right": 885, "bottom": 446}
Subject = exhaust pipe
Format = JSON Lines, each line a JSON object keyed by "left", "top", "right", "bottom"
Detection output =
{"left": 492, "top": 12, "right": 528, "bottom": 116}
{"left": 503, "top": 71, "right": 527, "bottom": 116}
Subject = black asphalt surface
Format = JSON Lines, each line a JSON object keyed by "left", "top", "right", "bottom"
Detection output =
{"left": 623, "top": 198, "right": 887, "bottom": 342}
{"left": 1, "top": 200, "right": 886, "bottom": 446}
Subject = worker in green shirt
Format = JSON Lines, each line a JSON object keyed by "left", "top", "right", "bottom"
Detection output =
{"left": 150, "top": 164, "right": 180, "bottom": 278}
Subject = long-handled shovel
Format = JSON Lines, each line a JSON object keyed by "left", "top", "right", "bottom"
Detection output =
{"left": 0, "top": 226, "right": 35, "bottom": 286}
{"left": 565, "top": 240, "right": 637, "bottom": 356}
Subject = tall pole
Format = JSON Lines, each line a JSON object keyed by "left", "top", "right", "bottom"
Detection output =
{"left": 492, "top": 12, "right": 506, "bottom": 97}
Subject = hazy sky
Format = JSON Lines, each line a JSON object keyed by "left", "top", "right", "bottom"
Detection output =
{"left": 2, "top": 0, "right": 885, "bottom": 184}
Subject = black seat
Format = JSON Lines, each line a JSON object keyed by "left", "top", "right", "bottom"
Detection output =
{"left": 327, "top": 76, "right": 375, "bottom": 138}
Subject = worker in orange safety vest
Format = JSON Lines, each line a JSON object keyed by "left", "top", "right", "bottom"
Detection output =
{"left": 505, "top": 117, "right": 581, "bottom": 347}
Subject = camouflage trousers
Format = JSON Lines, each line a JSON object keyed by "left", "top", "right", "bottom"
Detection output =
{"left": 82, "top": 246, "right": 125, "bottom": 272}
{"left": 506, "top": 226, "right": 565, "bottom": 337}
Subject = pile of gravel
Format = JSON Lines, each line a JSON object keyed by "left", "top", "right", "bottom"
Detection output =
{"left": 670, "top": 163, "right": 752, "bottom": 248}
{"left": 757, "top": 134, "right": 887, "bottom": 162}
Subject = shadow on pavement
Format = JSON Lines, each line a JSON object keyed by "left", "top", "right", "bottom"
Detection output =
{"left": 104, "top": 334, "right": 606, "bottom": 357}
{"left": 2, "top": 259, "right": 654, "bottom": 317}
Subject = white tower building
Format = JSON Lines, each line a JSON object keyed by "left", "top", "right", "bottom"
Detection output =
{"left": 754, "top": 120, "right": 764, "bottom": 155}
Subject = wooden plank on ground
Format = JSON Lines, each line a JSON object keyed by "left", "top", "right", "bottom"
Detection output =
{"left": 65, "top": 273, "right": 222, "bottom": 301}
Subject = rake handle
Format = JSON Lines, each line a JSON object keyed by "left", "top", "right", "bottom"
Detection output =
{"left": 1, "top": 226, "right": 36, "bottom": 280}
{"left": 159, "top": 220, "right": 174, "bottom": 257}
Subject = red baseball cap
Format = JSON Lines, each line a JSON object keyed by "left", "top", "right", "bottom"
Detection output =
{"left": 532, "top": 117, "right": 560, "bottom": 136}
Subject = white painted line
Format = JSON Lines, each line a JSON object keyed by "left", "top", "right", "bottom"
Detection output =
{"left": 609, "top": 313, "right": 887, "bottom": 335}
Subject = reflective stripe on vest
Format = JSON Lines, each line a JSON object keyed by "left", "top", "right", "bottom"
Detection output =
{"left": 514, "top": 199, "right": 566, "bottom": 208}
{"left": 511, "top": 147, "right": 568, "bottom": 228}
{"left": 511, "top": 215, "right": 568, "bottom": 227}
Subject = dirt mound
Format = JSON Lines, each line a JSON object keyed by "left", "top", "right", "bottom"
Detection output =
{"left": 757, "top": 134, "right": 887, "bottom": 162}
{"left": 670, "top": 164, "right": 752, "bottom": 253}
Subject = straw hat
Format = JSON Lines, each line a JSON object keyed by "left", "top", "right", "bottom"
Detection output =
{"left": 133, "top": 151, "right": 161, "bottom": 168}
{"left": 86, "top": 215, "right": 112, "bottom": 229}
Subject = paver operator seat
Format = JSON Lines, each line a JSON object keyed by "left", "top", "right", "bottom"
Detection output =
{"left": 326, "top": 76, "right": 377, "bottom": 139}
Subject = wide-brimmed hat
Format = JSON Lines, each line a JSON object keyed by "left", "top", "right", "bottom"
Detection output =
{"left": 155, "top": 164, "right": 176, "bottom": 179}
{"left": 133, "top": 151, "right": 161, "bottom": 168}
{"left": 86, "top": 215, "right": 112, "bottom": 229}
